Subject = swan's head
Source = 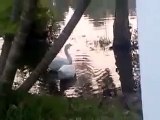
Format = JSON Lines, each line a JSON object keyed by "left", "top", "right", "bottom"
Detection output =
{"left": 65, "top": 43, "right": 72, "bottom": 49}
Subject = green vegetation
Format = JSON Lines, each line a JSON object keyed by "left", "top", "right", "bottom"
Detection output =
{"left": 0, "top": 0, "right": 18, "bottom": 35}
{"left": 0, "top": 93, "right": 140, "bottom": 120}
{"left": 0, "top": 0, "right": 55, "bottom": 36}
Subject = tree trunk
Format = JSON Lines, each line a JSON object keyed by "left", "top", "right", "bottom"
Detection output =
{"left": 0, "top": 0, "right": 23, "bottom": 77}
{"left": 113, "top": 0, "right": 135, "bottom": 93}
{"left": 0, "top": 0, "right": 38, "bottom": 95}
{"left": 18, "top": 0, "right": 91, "bottom": 92}
{"left": 0, "top": 34, "right": 14, "bottom": 78}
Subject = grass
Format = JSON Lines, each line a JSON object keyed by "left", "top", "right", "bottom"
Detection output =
{"left": 0, "top": 93, "right": 141, "bottom": 120}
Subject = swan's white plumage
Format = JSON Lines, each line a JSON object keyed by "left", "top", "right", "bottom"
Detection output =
{"left": 49, "top": 56, "right": 69, "bottom": 71}
{"left": 48, "top": 43, "right": 76, "bottom": 93}
{"left": 58, "top": 65, "right": 76, "bottom": 79}
{"left": 48, "top": 43, "right": 72, "bottom": 71}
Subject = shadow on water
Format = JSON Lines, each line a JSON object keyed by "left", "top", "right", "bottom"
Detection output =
{"left": 53, "top": 0, "right": 136, "bottom": 27}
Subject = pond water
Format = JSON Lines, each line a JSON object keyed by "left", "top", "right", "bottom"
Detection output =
{"left": 0, "top": 0, "right": 138, "bottom": 96}
{"left": 52, "top": 0, "right": 138, "bottom": 96}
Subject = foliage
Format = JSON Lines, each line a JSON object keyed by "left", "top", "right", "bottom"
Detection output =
{"left": 0, "top": 0, "right": 57, "bottom": 36}
{"left": 0, "top": 0, "right": 19, "bottom": 36}
{"left": 17, "top": 0, "right": 60, "bottom": 70}
{"left": 0, "top": 94, "right": 140, "bottom": 120}
{"left": 0, "top": 0, "right": 60, "bottom": 91}
{"left": 39, "top": 0, "right": 51, "bottom": 8}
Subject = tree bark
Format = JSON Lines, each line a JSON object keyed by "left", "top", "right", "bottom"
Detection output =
{"left": 18, "top": 0, "right": 91, "bottom": 92}
{"left": 0, "top": 0, "right": 23, "bottom": 77}
{"left": 0, "top": 34, "right": 14, "bottom": 78}
{"left": 113, "top": 0, "right": 135, "bottom": 93}
{"left": 0, "top": 0, "right": 38, "bottom": 95}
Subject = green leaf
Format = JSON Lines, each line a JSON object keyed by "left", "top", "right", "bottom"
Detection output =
{"left": 0, "top": 0, "right": 19, "bottom": 35}
{"left": 39, "top": 0, "right": 51, "bottom": 8}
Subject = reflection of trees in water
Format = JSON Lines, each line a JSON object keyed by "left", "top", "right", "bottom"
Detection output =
{"left": 85, "top": 37, "right": 111, "bottom": 52}
{"left": 73, "top": 54, "right": 93, "bottom": 98}
{"left": 53, "top": 0, "right": 136, "bottom": 27}
{"left": 68, "top": 0, "right": 115, "bottom": 19}
{"left": 68, "top": 0, "right": 115, "bottom": 27}
{"left": 72, "top": 54, "right": 116, "bottom": 98}
{"left": 91, "top": 21, "right": 105, "bottom": 28}
{"left": 52, "top": 0, "right": 70, "bottom": 21}
{"left": 98, "top": 69, "right": 117, "bottom": 97}
{"left": 86, "top": 0, "right": 115, "bottom": 22}
{"left": 83, "top": 0, "right": 135, "bottom": 27}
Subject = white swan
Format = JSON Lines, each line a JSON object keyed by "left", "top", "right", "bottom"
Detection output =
{"left": 58, "top": 65, "right": 76, "bottom": 79}
{"left": 48, "top": 43, "right": 72, "bottom": 71}
{"left": 48, "top": 43, "right": 76, "bottom": 94}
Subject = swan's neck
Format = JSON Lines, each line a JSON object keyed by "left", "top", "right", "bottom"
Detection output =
{"left": 64, "top": 47, "right": 72, "bottom": 64}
